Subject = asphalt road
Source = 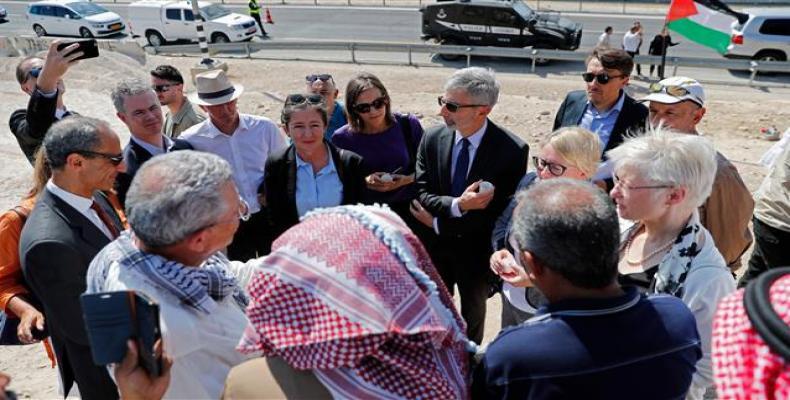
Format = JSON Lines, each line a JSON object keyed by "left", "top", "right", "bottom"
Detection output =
{"left": 0, "top": 1, "right": 723, "bottom": 59}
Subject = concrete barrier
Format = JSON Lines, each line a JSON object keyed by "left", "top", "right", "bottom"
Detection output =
{"left": 0, "top": 36, "right": 147, "bottom": 65}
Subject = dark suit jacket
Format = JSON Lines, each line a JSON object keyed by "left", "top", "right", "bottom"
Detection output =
{"left": 416, "top": 119, "right": 529, "bottom": 268}
{"left": 20, "top": 189, "right": 121, "bottom": 400}
{"left": 552, "top": 90, "right": 648, "bottom": 157}
{"left": 263, "top": 142, "right": 366, "bottom": 242}
{"left": 9, "top": 89, "right": 72, "bottom": 164}
{"left": 114, "top": 137, "right": 193, "bottom": 207}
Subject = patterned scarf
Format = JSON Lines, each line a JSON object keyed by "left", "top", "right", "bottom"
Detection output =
{"left": 621, "top": 210, "right": 705, "bottom": 298}
{"left": 92, "top": 231, "right": 248, "bottom": 314}
{"left": 238, "top": 205, "right": 472, "bottom": 400}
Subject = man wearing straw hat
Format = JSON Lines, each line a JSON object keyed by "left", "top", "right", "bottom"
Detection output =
{"left": 181, "top": 69, "right": 286, "bottom": 260}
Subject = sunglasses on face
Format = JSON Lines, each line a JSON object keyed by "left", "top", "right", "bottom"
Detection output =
{"left": 153, "top": 84, "right": 178, "bottom": 93}
{"left": 353, "top": 97, "right": 387, "bottom": 114}
{"left": 648, "top": 83, "right": 703, "bottom": 106}
{"left": 582, "top": 72, "right": 624, "bottom": 85}
{"left": 285, "top": 93, "right": 324, "bottom": 106}
{"left": 305, "top": 74, "right": 333, "bottom": 83}
{"left": 532, "top": 156, "right": 567, "bottom": 177}
{"left": 76, "top": 150, "right": 124, "bottom": 166}
{"left": 26, "top": 66, "right": 42, "bottom": 82}
{"left": 437, "top": 96, "right": 486, "bottom": 113}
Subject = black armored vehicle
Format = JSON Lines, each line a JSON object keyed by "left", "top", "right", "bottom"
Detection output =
{"left": 420, "top": 0, "right": 582, "bottom": 60}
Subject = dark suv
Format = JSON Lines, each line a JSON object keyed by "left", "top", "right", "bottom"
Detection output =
{"left": 420, "top": 0, "right": 582, "bottom": 60}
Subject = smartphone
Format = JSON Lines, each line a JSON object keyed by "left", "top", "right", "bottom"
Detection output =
{"left": 56, "top": 39, "right": 99, "bottom": 60}
{"left": 80, "top": 291, "right": 162, "bottom": 376}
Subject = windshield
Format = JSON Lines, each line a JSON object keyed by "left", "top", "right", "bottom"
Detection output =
{"left": 67, "top": 2, "right": 108, "bottom": 16}
{"left": 512, "top": 0, "right": 534, "bottom": 20}
{"left": 201, "top": 4, "right": 231, "bottom": 20}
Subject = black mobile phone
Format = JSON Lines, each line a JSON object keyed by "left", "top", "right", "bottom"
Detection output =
{"left": 4, "top": 390, "right": 18, "bottom": 400}
{"left": 80, "top": 291, "right": 162, "bottom": 376}
{"left": 56, "top": 39, "right": 99, "bottom": 60}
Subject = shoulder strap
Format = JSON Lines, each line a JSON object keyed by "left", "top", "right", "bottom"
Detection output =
{"left": 10, "top": 206, "right": 30, "bottom": 223}
{"left": 397, "top": 114, "right": 417, "bottom": 173}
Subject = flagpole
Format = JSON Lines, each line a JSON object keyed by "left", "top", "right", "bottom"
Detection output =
{"left": 659, "top": 3, "right": 670, "bottom": 80}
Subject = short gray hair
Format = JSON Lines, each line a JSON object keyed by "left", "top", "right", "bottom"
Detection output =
{"left": 444, "top": 67, "right": 500, "bottom": 106}
{"left": 111, "top": 77, "right": 154, "bottom": 114}
{"left": 43, "top": 116, "right": 107, "bottom": 170}
{"left": 607, "top": 127, "right": 717, "bottom": 209}
{"left": 126, "top": 151, "right": 234, "bottom": 247}
{"left": 511, "top": 179, "right": 620, "bottom": 289}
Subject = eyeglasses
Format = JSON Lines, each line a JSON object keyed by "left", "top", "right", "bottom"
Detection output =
{"left": 532, "top": 156, "right": 567, "bottom": 177}
{"left": 438, "top": 96, "right": 486, "bottom": 113}
{"left": 648, "top": 83, "right": 703, "bottom": 106}
{"left": 305, "top": 74, "right": 333, "bottom": 83}
{"left": 353, "top": 97, "right": 387, "bottom": 114}
{"left": 582, "top": 72, "right": 625, "bottom": 85}
{"left": 285, "top": 93, "right": 324, "bottom": 106}
{"left": 152, "top": 84, "right": 177, "bottom": 93}
{"left": 612, "top": 174, "right": 674, "bottom": 191}
{"left": 75, "top": 150, "right": 124, "bottom": 166}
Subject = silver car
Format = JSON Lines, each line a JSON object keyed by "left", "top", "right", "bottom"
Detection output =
{"left": 725, "top": 8, "right": 790, "bottom": 62}
{"left": 0, "top": 5, "right": 8, "bottom": 21}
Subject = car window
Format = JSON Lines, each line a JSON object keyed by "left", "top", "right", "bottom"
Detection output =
{"left": 29, "top": 5, "right": 41, "bottom": 15}
{"left": 39, "top": 5, "right": 55, "bottom": 16}
{"left": 759, "top": 19, "right": 790, "bottom": 36}
{"left": 67, "top": 2, "right": 108, "bottom": 16}
{"left": 492, "top": 9, "right": 517, "bottom": 25}
{"left": 165, "top": 8, "right": 180, "bottom": 20}
{"left": 184, "top": 9, "right": 194, "bottom": 21}
{"left": 461, "top": 6, "right": 484, "bottom": 18}
{"left": 52, "top": 6, "right": 68, "bottom": 17}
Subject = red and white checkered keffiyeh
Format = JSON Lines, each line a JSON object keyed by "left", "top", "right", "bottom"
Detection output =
{"left": 713, "top": 274, "right": 790, "bottom": 400}
{"left": 238, "top": 205, "right": 471, "bottom": 399}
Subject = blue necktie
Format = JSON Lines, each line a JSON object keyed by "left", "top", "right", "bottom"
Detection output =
{"left": 451, "top": 138, "right": 470, "bottom": 197}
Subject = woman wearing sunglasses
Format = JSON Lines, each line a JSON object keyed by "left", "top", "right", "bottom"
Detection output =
{"left": 488, "top": 127, "right": 601, "bottom": 327}
{"left": 262, "top": 94, "right": 367, "bottom": 247}
{"left": 608, "top": 129, "right": 734, "bottom": 400}
{"left": 331, "top": 72, "right": 425, "bottom": 232}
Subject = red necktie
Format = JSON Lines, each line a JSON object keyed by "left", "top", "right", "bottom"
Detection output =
{"left": 91, "top": 201, "right": 120, "bottom": 239}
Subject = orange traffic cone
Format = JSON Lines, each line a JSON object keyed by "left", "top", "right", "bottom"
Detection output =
{"left": 265, "top": 8, "right": 274, "bottom": 24}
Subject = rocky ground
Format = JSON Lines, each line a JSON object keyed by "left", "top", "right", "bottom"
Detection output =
{"left": 0, "top": 51, "right": 788, "bottom": 398}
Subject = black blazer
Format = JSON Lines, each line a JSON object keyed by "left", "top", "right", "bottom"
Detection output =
{"left": 263, "top": 141, "right": 366, "bottom": 241}
{"left": 19, "top": 189, "right": 121, "bottom": 400}
{"left": 416, "top": 119, "right": 529, "bottom": 257}
{"left": 9, "top": 89, "right": 73, "bottom": 164}
{"left": 552, "top": 90, "right": 648, "bottom": 157}
{"left": 114, "top": 139, "right": 155, "bottom": 207}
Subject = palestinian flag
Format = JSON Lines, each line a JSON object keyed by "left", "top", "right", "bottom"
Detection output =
{"left": 665, "top": 0, "right": 749, "bottom": 54}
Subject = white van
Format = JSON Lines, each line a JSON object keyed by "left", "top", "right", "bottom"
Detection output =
{"left": 128, "top": 0, "right": 258, "bottom": 46}
{"left": 27, "top": 0, "right": 125, "bottom": 38}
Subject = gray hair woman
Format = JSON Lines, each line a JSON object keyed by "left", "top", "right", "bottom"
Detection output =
{"left": 608, "top": 128, "right": 735, "bottom": 400}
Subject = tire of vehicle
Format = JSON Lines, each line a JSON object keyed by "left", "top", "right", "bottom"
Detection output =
{"left": 146, "top": 30, "right": 165, "bottom": 47}
{"left": 439, "top": 38, "right": 464, "bottom": 61}
{"left": 33, "top": 24, "right": 47, "bottom": 37}
{"left": 211, "top": 33, "right": 230, "bottom": 44}
{"left": 79, "top": 27, "right": 93, "bottom": 38}
{"left": 754, "top": 50, "right": 787, "bottom": 63}
{"left": 531, "top": 46, "right": 552, "bottom": 65}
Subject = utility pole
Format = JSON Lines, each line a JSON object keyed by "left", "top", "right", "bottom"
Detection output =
{"left": 188, "top": 0, "right": 227, "bottom": 83}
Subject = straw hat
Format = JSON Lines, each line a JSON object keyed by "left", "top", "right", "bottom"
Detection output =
{"left": 188, "top": 69, "right": 244, "bottom": 106}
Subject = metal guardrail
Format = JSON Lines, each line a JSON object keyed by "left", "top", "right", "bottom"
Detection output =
{"left": 151, "top": 40, "right": 790, "bottom": 85}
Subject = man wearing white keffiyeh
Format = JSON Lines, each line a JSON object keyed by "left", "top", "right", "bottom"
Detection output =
{"left": 85, "top": 151, "right": 261, "bottom": 399}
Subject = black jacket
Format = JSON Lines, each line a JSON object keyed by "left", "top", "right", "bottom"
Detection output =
{"left": 20, "top": 189, "right": 123, "bottom": 400}
{"left": 9, "top": 89, "right": 73, "bottom": 164}
{"left": 552, "top": 90, "right": 648, "bottom": 158}
{"left": 263, "top": 141, "right": 366, "bottom": 241}
{"left": 114, "top": 137, "right": 193, "bottom": 207}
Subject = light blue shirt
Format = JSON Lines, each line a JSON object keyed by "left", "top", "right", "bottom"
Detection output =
{"left": 579, "top": 91, "right": 626, "bottom": 150}
{"left": 295, "top": 147, "right": 343, "bottom": 217}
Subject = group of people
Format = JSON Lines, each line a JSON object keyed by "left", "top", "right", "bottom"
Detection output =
{"left": 0, "top": 40, "right": 787, "bottom": 399}
{"left": 597, "top": 21, "right": 679, "bottom": 79}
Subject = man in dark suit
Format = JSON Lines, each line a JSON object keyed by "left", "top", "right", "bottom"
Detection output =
{"left": 553, "top": 48, "right": 648, "bottom": 159}
{"left": 411, "top": 67, "right": 529, "bottom": 344}
{"left": 10, "top": 41, "right": 81, "bottom": 164}
{"left": 20, "top": 116, "right": 126, "bottom": 400}
{"left": 111, "top": 78, "right": 168, "bottom": 206}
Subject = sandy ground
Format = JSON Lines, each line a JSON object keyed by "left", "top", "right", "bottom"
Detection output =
{"left": 0, "top": 51, "right": 788, "bottom": 398}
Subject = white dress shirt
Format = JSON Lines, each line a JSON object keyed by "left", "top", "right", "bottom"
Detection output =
{"left": 46, "top": 180, "right": 114, "bottom": 239}
{"left": 180, "top": 114, "right": 287, "bottom": 214}
{"left": 622, "top": 31, "right": 642, "bottom": 52}
{"left": 94, "top": 254, "right": 261, "bottom": 399}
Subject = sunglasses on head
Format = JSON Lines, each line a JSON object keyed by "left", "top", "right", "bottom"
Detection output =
{"left": 305, "top": 74, "right": 333, "bottom": 83}
{"left": 437, "top": 96, "right": 486, "bottom": 113}
{"left": 76, "top": 150, "right": 124, "bottom": 166}
{"left": 353, "top": 97, "right": 387, "bottom": 114}
{"left": 648, "top": 83, "right": 703, "bottom": 105}
{"left": 582, "top": 72, "right": 624, "bottom": 84}
{"left": 285, "top": 93, "right": 324, "bottom": 106}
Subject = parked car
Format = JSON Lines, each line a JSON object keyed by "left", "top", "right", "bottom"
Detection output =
{"left": 725, "top": 8, "right": 790, "bottom": 62}
{"left": 0, "top": 5, "right": 8, "bottom": 22}
{"left": 420, "top": 0, "right": 582, "bottom": 62}
{"left": 27, "top": 0, "right": 125, "bottom": 38}
{"left": 128, "top": 0, "right": 258, "bottom": 46}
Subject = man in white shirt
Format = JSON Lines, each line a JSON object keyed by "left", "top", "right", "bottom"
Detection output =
{"left": 181, "top": 69, "right": 286, "bottom": 260}
{"left": 597, "top": 26, "right": 613, "bottom": 48}
{"left": 86, "top": 151, "right": 259, "bottom": 399}
{"left": 111, "top": 78, "right": 169, "bottom": 206}
{"left": 20, "top": 116, "right": 126, "bottom": 400}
